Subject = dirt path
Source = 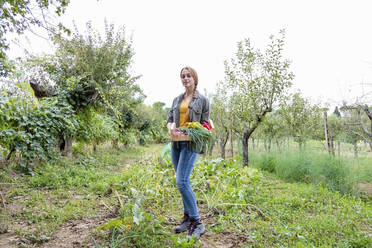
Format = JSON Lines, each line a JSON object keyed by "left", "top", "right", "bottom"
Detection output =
{"left": 199, "top": 211, "right": 250, "bottom": 248}
{"left": 357, "top": 182, "right": 372, "bottom": 196}
{"left": 39, "top": 213, "right": 113, "bottom": 248}
{"left": 0, "top": 161, "right": 132, "bottom": 247}
{"left": 0, "top": 192, "right": 114, "bottom": 248}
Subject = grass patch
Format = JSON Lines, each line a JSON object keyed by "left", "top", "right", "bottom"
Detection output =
{"left": 1, "top": 144, "right": 155, "bottom": 246}
{"left": 91, "top": 154, "right": 371, "bottom": 247}
{"left": 352, "top": 156, "right": 372, "bottom": 183}
{"left": 1, "top": 143, "right": 371, "bottom": 247}
{"left": 251, "top": 150, "right": 356, "bottom": 194}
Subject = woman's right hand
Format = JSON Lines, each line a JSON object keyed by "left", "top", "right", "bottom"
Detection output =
{"left": 167, "top": 122, "right": 175, "bottom": 136}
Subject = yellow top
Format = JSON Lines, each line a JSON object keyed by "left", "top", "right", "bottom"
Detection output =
{"left": 179, "top": 99, "right": 190, "bottom": 127}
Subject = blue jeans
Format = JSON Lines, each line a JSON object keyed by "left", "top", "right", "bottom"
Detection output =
{"left": 171, "top": 141, "right": 199, "bottom": 220}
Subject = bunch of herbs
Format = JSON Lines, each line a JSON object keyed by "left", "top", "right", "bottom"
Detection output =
{"left": 179, "top": 122, "right": 213, "bottom": 149}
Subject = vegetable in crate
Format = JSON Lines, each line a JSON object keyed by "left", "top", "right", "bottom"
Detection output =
{"left": 179, "top": 122, "right": 213, "bottom": 149}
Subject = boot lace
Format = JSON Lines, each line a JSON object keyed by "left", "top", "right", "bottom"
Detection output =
{"left": 180, "top": 214, "right": 189, "bottom": 224}
{"left": 188, "top": 219, "right": 200, "bottom": 236}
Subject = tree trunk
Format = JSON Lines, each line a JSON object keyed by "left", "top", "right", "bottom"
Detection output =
{"left": 93, "top": 142, "right": 97, "bottom": 153}
{"left": 29, "top": 79, "right": 55, "bottom": 98}
{"left": 6, "top": 147, "right": 15, "bottom": 161}
{"left": 230, "top": 130, "right": 234, "bottom": 157}
{"left": 63, "top": 137, "right": 73, "bottom": 158}
{"left": 112, "top": 138, "right": 119, "bottom": 150}
{"left": 363, "top": 107, "right": 372, "bottom": 150}
{"left": 353, "top": 142, "right": 358, "bottom": 158}
{"left": 337, "top": 141, "right": 340, "bottom": 156}
{"left": 324, "top": 111, "right": 332, "bottom": 155}
{"left": 268, "top": 139, "right": 271, "bottom": 152}
{"left": 357, "top": 107, "right": 372, "bottom": 152}
{"left": 242, "top": 130, "right": 252, "bottom": 166}
{"left": 58, "top": 134, "right": 65, "bottom": 152}
{"left": 220, "top": 130, "right": 229, "bottom": 159}
{"left": 208, "top": 140, "right": 214, "bottom": 156}
{"left": 220, "top": 142, "right": 226, "bottom": 159}
{"left": 251, "top": 138, "right": 255, "bottom": 150}
{"left": 330, "top": 137, "right": 335, "bottom": 156}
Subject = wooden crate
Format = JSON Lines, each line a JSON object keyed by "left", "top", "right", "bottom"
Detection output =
{"left": 170, "top": 135, "right": 191, "bottom": 141}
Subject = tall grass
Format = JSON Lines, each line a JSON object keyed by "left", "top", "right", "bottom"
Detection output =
{"left": 351, "top": 156, "right": 372, "bottom": 183}
{"left": 250, "top": 150, "right": 356, "bottom": 194}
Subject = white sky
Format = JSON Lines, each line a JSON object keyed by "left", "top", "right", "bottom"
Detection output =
{"left": 7, "top": 0, "right": 372, "bottom": 108}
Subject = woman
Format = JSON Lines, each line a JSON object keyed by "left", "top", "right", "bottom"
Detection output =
{"left": 167, "top": 66, "right": 210, "bottom": 240}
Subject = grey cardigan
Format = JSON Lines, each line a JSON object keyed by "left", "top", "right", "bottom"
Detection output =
{"left": 167, "top": 91, "right": 210, "bottom": 153}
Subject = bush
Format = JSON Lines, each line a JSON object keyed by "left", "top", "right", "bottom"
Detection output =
{"left": 0, "top": 92, "right": 78, "bottom": 172}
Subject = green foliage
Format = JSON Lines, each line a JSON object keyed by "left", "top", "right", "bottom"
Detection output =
{"left": 27, "top": 21, "right": 142, "bottom": 112}
{"left": 159, "top": 143, "right": 172, "bottom": 166}
{"left": 149, "top": 102, "right": 169, "bottom": 143}
{"left": 210, "top": 83, "right": 231, "bottom": 156}
{"left": 340, "top": 106, "right": 368, "bottom": 145}
{"left": 350, "top": 156, "right": 372, "bottom": 183}
{"left": 91, "top": 113, "right": 119, "bottom": 145}
{"left": 251, "top": 150, "right": 355, "bottom": 194}
{"left": 0, "top": 91, "right": 78, "bottom": 172}
{"left": 72, "top": 109, "right": 119, "bottom": 145}
{"left": 132, "top": 102, "right": 169, "bottom": 145}
{"left": 333, "top": 106, "right": 341, "bottom": 117}
{"left": 279, "top": 92, "right": 322, "bottom": 147}
{"left": 328, "top": 112, "right": 345, "bottom": 142}
{"left": 256, "top": 111, "right": 288, "bottom": 150}
{"left": 0, "top": 0, "right": 70, "bottom": 76}
{"left": 179, "top": 122, "right": 213, "bottom": 147}
{"left": 28, "top": 153, "right": 119, "bottom": 189}
{"left": 222, "top": 30, "right": 294, "bottom": 165}
{"left": 14, "top": 21, "right": 147, "bottom": 155}
{"left": 224, "top": 30, "right": 294, "bottom": 125}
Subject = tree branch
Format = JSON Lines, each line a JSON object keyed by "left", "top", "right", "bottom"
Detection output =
{"left": 357, "top": 109, "right": 372, "bottom": 137}
{"left": 364, "top": 107, "right": 372, "bottom": 121}
{"left": 350, "top": 129, "right": 369, "bottom": 142}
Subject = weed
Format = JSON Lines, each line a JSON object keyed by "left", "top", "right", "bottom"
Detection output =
{"left": 3, "top": 144, "right": 372, "bottom": 247}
